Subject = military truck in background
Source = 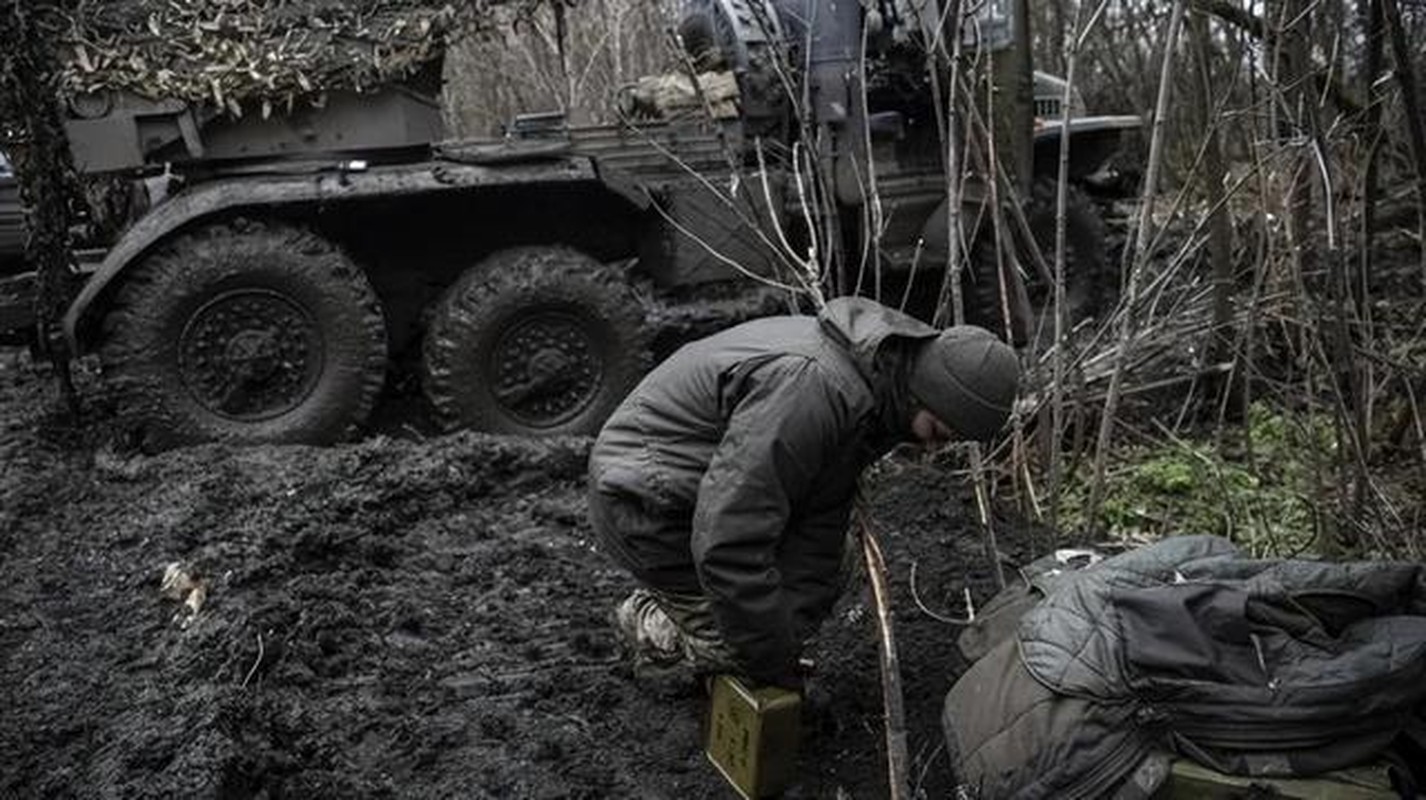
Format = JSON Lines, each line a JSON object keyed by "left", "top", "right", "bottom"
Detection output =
{"left": 0, "top": 0, "right": 1140, "bottom": 449}
{"left": 0, "top": 151, "right": 24, "bottom": 273}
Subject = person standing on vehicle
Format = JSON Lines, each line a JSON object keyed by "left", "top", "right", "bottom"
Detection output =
{"left": 587, "top": 296, "right": 1019, "bottom": 690}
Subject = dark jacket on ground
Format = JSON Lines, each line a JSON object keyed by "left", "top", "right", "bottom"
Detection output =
{"left": 588, "top": 297, "right": 941, "bottom": 683}
{"left": 945, "top": 534, "right": 1426, "bottom": 798}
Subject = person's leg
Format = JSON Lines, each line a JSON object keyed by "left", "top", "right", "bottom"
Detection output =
{"left": 586, "top": 486, "right": 648, "bottom": 580}
{"left": 589, "top": 487, "right": 735, "bottom": 672}
{"left": 616, "top": 530, "right": 864, "bottom": 682}
{"left": 612, "top": 587, "right": 685, "bottom": 665}
{"left": 617, "top": 585, "right": 740, "bottom": 674}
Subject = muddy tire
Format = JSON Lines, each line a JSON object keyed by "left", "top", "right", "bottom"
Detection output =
{"left": 1023, "top": 178, "right": 1112, "bottom": 320}
{"left": 966, "top": 179, "right": 1111, "bottom": 341}
{"left": 422, "top": 246, "right": 650, "bottom": 437}
{"left": 98, "top": 219, "right": 388, "bottom": 449}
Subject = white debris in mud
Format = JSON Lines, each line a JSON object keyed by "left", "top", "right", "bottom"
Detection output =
{"left": 160, "top": 561, "right": 208, "bottom": 623}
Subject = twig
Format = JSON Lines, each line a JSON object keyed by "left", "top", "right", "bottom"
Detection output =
{"left": 968, "top": 445, "right": 1005, "bottom": 590}
{"left": 856, "top": 507, "right": 910, "bottom": 800}
{"left": 242, "top": 632, "right": 265, "bottom": 688}
{"left": 909, "top": 561, "right": 976, "bottom": 625}
{"left": 912, "top": 741, "right": 947, "bottom": 800}
{"left": 1086, "top": 0, "right": 1188, "bottom": 536}
{"left": 645, "top": 197, "right": 808, "bottom": 295}
{"left": 1048, "top": 0, "right": 1111, "bottom": 534}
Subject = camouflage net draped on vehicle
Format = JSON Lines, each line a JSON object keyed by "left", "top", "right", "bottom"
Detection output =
{"left": 59, "top": 0, "right": 527, "bottom": 113}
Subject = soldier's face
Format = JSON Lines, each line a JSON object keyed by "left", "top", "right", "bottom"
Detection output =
{"left": 910, "top": 408, "right": 955, "bottom": 444}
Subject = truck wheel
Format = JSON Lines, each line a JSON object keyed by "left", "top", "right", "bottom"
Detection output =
{"left": 1023, "top": 178, "right": 1112, "bottom": 322}
{"left": 98, "top": 219, "right": 388, "bottom": 449}
{"left": 966, "top": 179, "right": 1111, "bottom": 342}
{"left": 422, "top": 246, "right": 650, "bottom": 437}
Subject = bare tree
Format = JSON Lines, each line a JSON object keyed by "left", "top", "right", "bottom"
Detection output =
{"left": 0, "top": 0, "right": 79, "bottom": 411}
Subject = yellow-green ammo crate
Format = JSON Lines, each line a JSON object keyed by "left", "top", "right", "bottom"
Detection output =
{"left": 704, "top": 675, "right": 802, "bottom": 799}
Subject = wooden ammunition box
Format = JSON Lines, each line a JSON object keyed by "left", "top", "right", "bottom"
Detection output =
{"left": 704, "top": 675, "right": 801, "bottom": 799}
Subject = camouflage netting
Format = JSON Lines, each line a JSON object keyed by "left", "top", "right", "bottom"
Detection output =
{"left": 60, "top": 0, "right": 523, "bottom": 114}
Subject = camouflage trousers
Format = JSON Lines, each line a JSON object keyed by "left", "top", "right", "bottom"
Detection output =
{"left": 608, "top": 549, "right": 863, "bottom": 676}
{"left": 612, "top": 586, "right": 741, "bottom": 674}
{"left": 589, "top": 485, "right": 861, "bottom": 676}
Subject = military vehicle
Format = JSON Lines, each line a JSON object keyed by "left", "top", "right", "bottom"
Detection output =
{"left": 0, "top": 149, "right": 33, "bottom": 343}
{"left": 0, "top": 151, "right": 24, "bottom": 278}
{"left": 0, "top": 0, "right": 1139, "bottom": 448}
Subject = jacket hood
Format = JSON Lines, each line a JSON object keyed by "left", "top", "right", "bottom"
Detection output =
{"left": 817, "top": 297, "right": 940, "bottom": 380}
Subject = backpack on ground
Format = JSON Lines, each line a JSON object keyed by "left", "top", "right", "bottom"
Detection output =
{"left": 942, "top": 535, "right": 1426, "bottom": 799}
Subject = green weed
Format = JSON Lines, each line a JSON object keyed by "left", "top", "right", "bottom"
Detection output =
{"left": 1056, "top": 403, "right": 1333, "bottom": 556}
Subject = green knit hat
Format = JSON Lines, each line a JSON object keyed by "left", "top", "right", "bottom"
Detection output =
{"left": 907, "top": 326, "right": 1019, "bottom": 441}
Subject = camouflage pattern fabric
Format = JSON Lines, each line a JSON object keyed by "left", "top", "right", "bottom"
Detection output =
{"left": 614, "top": 588, "right": 741, "bottom": 673}
{"left": 612, "top": 534, "right": 862, "bottom": 676}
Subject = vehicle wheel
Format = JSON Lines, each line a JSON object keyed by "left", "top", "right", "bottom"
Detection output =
{"left": 1022, "top": 178, "right": 1112, "bottom": 321}
{"left": 98, "top": 219, "right": 388, "bottom": 449}
{"left": 966, "top": 179, "right": 1111, "bottom": 342}
{"left": 422, "top": 246, "right": 651, "bottom": 437}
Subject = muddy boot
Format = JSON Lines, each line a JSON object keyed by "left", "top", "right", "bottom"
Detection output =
{"left": 612, "top": 589, "right": 687, "bottom": 669}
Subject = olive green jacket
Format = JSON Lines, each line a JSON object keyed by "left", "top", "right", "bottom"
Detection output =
{"left": 589, "top": 297, "right": 939, "bottom": 684}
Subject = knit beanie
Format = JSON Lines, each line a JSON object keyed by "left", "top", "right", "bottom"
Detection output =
{"left": 907, "top": 326, "right": 1019, "bottom": 441}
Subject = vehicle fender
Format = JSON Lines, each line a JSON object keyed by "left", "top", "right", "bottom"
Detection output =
{"left": 63, "top": 158, "right": 599, "bottom": 353}
{"left": 1033, "top": 115, "right": 1142, "bottom": 182}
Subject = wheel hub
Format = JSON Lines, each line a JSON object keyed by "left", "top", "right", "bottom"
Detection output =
{"left": 490, "top": 310, "right": 601, "bottom": 427}
{"left": 223, "top": 329, "right": 281, "bottom": 380}
{"left": 179, "top": 289, "right": 322, "bottom": 420}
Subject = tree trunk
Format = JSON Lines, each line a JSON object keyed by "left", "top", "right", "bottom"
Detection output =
{"left": 1381, "top": 0, "right": 1426, "bottom": 281}
{"left": 1276, "top": 0, "right": 1315, "bottom": 264}
{"left": 990, "top": 0, "right": 1034, "bottom": 197}
{"left": 1355, "top": 0, "right": 1384, "bottom": 489}
{"left": 1086, "top": 0, "right": 1188, "bottom": 536}
{"left": 1046, "top": 1, "right": 1067, "bottom": 77}
{"left": 1189, "top": 8, "right": 1239, "bottom": 419}
{"left": 0, "top": 0, "right": 79, "bottom": 413}
{"left": 1359, "top": 0, "right": 1383, "bottom": 325}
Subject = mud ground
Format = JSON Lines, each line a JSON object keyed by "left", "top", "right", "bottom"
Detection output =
{"left": 0, "top": 349, "right": 1043, "bottom": 799}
